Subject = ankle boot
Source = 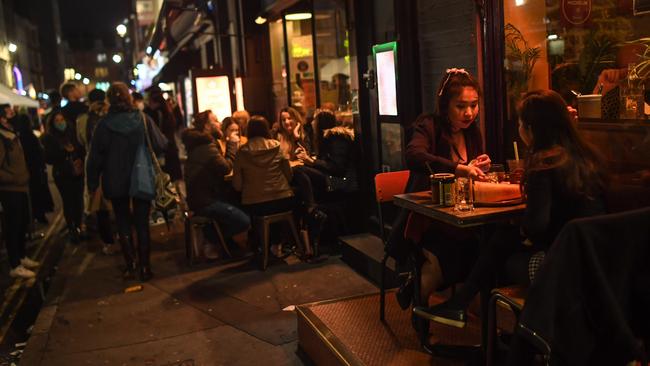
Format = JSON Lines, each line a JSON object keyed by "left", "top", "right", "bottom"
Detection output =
{"left": 138, "top": 238, "right": 153, "bottom": 282}
{"left": 118, "top": 235, "right": 137, "bottom": 279}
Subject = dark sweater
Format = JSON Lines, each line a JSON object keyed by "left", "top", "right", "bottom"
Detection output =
{"left": 522, "top": 168, "right": 605, "bottom": 251}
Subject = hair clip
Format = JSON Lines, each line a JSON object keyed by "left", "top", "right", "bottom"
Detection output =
{"left": 438, "top": 68, "right": 470, "bottom": 96}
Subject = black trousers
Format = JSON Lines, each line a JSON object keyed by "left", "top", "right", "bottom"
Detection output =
{"left": 96, "top": 209, "right": 114, "bottom": 244}
{"left": 0, "top": 190, "right": 29, "bottom": 268}
{"left": 111, "top": 197, "right": 151, "bottom": 265}
{"left": 291, "top": 165, "right": 329, "bottom": 210}
{"left": 54, "top": 176, "right": 84, "bottom": 230}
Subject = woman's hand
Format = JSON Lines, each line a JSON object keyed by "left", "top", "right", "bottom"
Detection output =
{"left": 567, "top": 106, "right": 578, "bottom": 124}
{"left": 228, "top": 130, "right": 240, "bottom": 143}
{"left": 64, "top": 143, "right": 74, "bottom": 153}
{"left": 471, "top": 154, "right": 491, "bottom": 172}
{"left": 296, "top": 147, "right": 313, "bottom": 164}
{"left": 293, "top": 124, "right": 302, "bottom": 140}
{"left": 456, "top": 164, "right": 486, "bottom": 180}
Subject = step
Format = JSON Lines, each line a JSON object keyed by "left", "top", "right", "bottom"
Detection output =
{"left": 339, "top": 233, "right": 399, "bottom": 288}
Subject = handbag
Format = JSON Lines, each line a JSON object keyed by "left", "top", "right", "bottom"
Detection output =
{"left": 129, "top": 142, "right": 156, "bottom": 201}
{"left": 141, "top": 112, "right": 179, "bottom": 218}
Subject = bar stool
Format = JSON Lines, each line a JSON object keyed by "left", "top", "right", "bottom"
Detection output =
{"left": 183, "top": 211, "right": 232, "bottom": 265}
{"left": 253, "top": 210, "right": 303, "bottom": 270}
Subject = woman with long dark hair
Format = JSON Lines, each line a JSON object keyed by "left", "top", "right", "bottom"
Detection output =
{"left": 398, "top": 69, "right": 491, "bottom": 312}
{"left": 87, "top": 82, "right": 158, "bottom": 281}
{"left": 42, "top": 111, "right": 85, "bottom": 243}
{"left": 413, "top": 89, "right": 606, "bottom": 327}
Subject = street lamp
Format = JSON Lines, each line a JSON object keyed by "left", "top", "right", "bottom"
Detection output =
{"left": 8, "top": 43, "right": 17, "bottom": 53}
{"left": 116, "top": 24, "right": 127, "bottom": 38}
{"left": 112, "top": 54, "right": 122, "bottom": 63}
{"left": 82, "top": 77, "right": 90, "bottom": 85}
{"left": 74, "top": 72, "right": 82, "bottom": 80}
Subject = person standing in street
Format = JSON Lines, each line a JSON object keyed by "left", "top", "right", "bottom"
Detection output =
{"left": 59, "top": 82, "right": 88, "bottom": 133}
{"left": 0, "top": 104, "right": 40, "bottom": 279}
{"left": 145, "top": 91, "right": 182, "bottom": 182}
{"left": 42, "top": 111, "right": 86, "bottom": 244}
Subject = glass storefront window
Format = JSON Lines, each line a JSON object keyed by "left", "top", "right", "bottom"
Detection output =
{"left": 502, "top": 0, "right": 650, "bottom": 179}
{"left": 286, "top": 14, "right": 317, "bottom": 116}
{"left": 315, "top": 0, "right": 353, "bottom": 118}
{"left": 502, "top": 0, "right": 650, "bottom": 115}
{"left": 269, "top": 19, "right": 288, "bottom": 120}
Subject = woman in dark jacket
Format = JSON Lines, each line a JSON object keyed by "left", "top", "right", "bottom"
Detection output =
{"left": 413, "top": 90, "right": 606, "bottom": 329}
{"left": 182, "top": 111, "right": 250, "bottom": 257}
{"left": 86, "top": 82, "right": 157, "bottom": 281}
{"left": 42, "top": 111, "right": 85, "bottom": 243}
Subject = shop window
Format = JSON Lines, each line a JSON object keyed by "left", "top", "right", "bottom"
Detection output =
{"left": 269, "top": 19, "right": 288, "bottom": 121}
{"left": 286, "top": 14, "right": 317, "bottom": 116}
{"left": 315, "top": 0, "right": 353, "bottom": 117}
{"left": 502, "top": 0, "right": 650, "bottom": 176}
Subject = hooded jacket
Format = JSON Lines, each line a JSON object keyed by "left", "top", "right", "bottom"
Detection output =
{"left": 0, "top": 124, "right": 29, "bottom": 192}
{"left": 182, "top": 129, "right": 236, "bottom": 212}
{"left": 232, "top": 137, "right": 293, "bottom": 205}
{"left": 312, "top": 126, "right": 356, "bottom": 177}
{"left": 42, "top": 117, "right": 85, "bottom": 182}
{"left": 86, "top": 109, "right": 152, "bottom": 199}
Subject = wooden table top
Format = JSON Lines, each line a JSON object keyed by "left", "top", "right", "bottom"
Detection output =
{"left": 394, "top": 191, "right": 526, "bottom": 228}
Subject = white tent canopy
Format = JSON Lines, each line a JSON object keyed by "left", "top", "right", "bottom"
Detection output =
{"left": 0, "top": 83, "right": 39, "bottom": 108}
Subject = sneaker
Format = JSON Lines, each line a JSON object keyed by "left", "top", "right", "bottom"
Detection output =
{"left": 413, "top": 302, "right": 467, "bottom": 328}
{"left": 203, "top": 243, "right": 220, "bottom": 260}
{"left": 10, "top": 265, "right": 36, "bottom": 279}
{"left": 20, "top": 257, "right": 40, "bottom": 269}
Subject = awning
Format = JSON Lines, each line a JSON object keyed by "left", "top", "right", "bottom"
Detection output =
{"left": 0, "top": 84, "right": 39, "bottom": 108}
{"left": 152, "top": 49, "right": 200, "bottom": 84}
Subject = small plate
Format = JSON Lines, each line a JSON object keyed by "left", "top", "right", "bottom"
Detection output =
{"left": 474, "top": 198, "right": 524, "bottom": 207}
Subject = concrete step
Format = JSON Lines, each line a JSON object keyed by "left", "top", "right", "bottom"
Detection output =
{"left": 339, "top": 233, "right": 399, "bottom": 288}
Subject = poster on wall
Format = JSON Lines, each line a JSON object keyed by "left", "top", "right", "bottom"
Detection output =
{"left": 561, "top": 0, "right": 592, "bottom": 26}
{"left": 634, "top": 0, "right": 650, "bottom": 15}
{"left": 193, "top": 74, "right": 232, "bottom": 122}
{"left": 373, "top": 41, "right": 399, "bottom": 118}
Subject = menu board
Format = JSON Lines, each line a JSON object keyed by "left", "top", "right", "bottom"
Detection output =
{"left": 195, "top": 75, "right": 232, "bottom": 122}
{"left": 373, "top": 41, "right": 399, "bottom": 117}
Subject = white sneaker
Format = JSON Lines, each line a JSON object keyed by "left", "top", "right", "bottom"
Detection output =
{"left": 20, "top": 257, "right": 40, "bottom": 269}
{"left": 10, "top": 265, "right": 36, "bottom": 279}
{"left": 203, "top": 243, "right": 220, "bottom": 260}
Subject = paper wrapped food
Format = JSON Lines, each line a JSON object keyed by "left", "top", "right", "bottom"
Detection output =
{"left": 473, "top": 181, "right": 522, "bottom": 203}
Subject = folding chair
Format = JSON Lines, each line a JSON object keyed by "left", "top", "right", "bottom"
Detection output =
{"left": 375, "top": 170, "right": 410, "bottom": 321}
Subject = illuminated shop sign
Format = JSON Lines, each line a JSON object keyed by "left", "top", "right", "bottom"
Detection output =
{"left": 195, "top": 75, "right": 232, "bottom": 122}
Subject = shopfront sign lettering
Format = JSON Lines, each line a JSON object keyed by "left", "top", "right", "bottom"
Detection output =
{"left": 562, "top": 0, "right": 592, "bottom": 25}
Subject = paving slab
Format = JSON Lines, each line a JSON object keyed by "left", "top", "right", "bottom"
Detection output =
{"left": 39, "top": 324, "right": 300, "bottom": 366}
{"left": 45, "top": 283, "right": 223, "bottom": 354}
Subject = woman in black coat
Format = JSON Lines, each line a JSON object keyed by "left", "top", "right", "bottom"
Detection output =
{"left": 42, "top": 111, "right": 85, "bottom": 242}
{"left": 86, "top": 82, "right": 159, "bottom": 281}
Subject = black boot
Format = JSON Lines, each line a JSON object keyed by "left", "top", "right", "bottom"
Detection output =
{"left": 307, "top": 209, "right": 327, "bottom": 257}
{"left": 138, "top": 237, "right": 153, "bottom": 282}
{"left": 118, "top": 235, "right": 137, "bottom": 279}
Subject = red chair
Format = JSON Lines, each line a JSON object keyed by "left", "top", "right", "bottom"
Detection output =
{"left": 375, "top": 170, "right": 410, "bottom": 321}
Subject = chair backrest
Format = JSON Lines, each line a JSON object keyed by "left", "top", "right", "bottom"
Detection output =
{"left": 374, "top": 170, "right": 410, "bottom": 204}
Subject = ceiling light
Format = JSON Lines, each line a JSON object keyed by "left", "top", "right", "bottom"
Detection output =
{"left": 255, "top": 16, "right": 267, "bottom": 25}
{"left": 285, "top": 13, "right": 312, "bottom": 21}
{"left": 112, "top": 54, "right": 122, "bottom": 63}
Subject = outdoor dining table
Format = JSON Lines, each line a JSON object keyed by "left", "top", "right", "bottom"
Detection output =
{"left": 393, "top": 190, "right": 526, "bottom": 359}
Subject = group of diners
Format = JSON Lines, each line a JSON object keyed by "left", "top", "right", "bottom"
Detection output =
{"left": 182, "top": 105, "right": 357, "bottom": 260}
{"left": 387, "top": 68, "right": 610, "bottom": 362}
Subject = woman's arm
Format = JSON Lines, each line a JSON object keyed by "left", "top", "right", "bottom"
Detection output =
{"left": 404, "top": 119, "right": 458, "bottom": 174}
{"left": 521, "top": 170, "right": 552, "bottom": 246}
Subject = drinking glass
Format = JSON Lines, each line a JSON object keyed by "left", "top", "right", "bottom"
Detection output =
{"left": 507, "top": 159, "right": 525, "bottom": 184}
{"left": 489, "top": 164, "right": 506, "bottom": 183}
{"left": 453, "top": 177, "right": 474, "bottom": 211}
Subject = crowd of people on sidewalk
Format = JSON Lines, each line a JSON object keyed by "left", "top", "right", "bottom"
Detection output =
{"left": 1, "top": 79, "right": 360, "bottom": 282}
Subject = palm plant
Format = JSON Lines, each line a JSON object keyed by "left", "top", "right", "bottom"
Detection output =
{"left": 504, "top": 23, "right": 541, "bottom": 98}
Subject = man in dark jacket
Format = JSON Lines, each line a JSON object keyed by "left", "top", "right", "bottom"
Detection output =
{"left": 182, "top": 124, "right": 250, "bottom": 259}
{"left": 0, "top": 104, "right": 40, "bottom": 278}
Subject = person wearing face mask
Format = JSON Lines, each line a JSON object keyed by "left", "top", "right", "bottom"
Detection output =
{"left": 389, "top": 69, "right": 492, "bottom": 325}
{"left": 182, "top": 111, "right": 250, "bottom": 259}
{"left": 42, "top": 111, "right": 86, "bottom": 243}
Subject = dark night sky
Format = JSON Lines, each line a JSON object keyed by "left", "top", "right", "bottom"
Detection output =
{"left": 58, "top": 0, "right": 131, "bottom": 50}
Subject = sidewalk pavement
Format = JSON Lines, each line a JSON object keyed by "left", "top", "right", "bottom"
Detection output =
{"left": 20, "top": 219, "right": 377, "bottom": 365}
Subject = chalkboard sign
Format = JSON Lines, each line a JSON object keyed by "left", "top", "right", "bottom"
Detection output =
{"left": 635, "top": 0, "right": 650, "bottom": 15}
